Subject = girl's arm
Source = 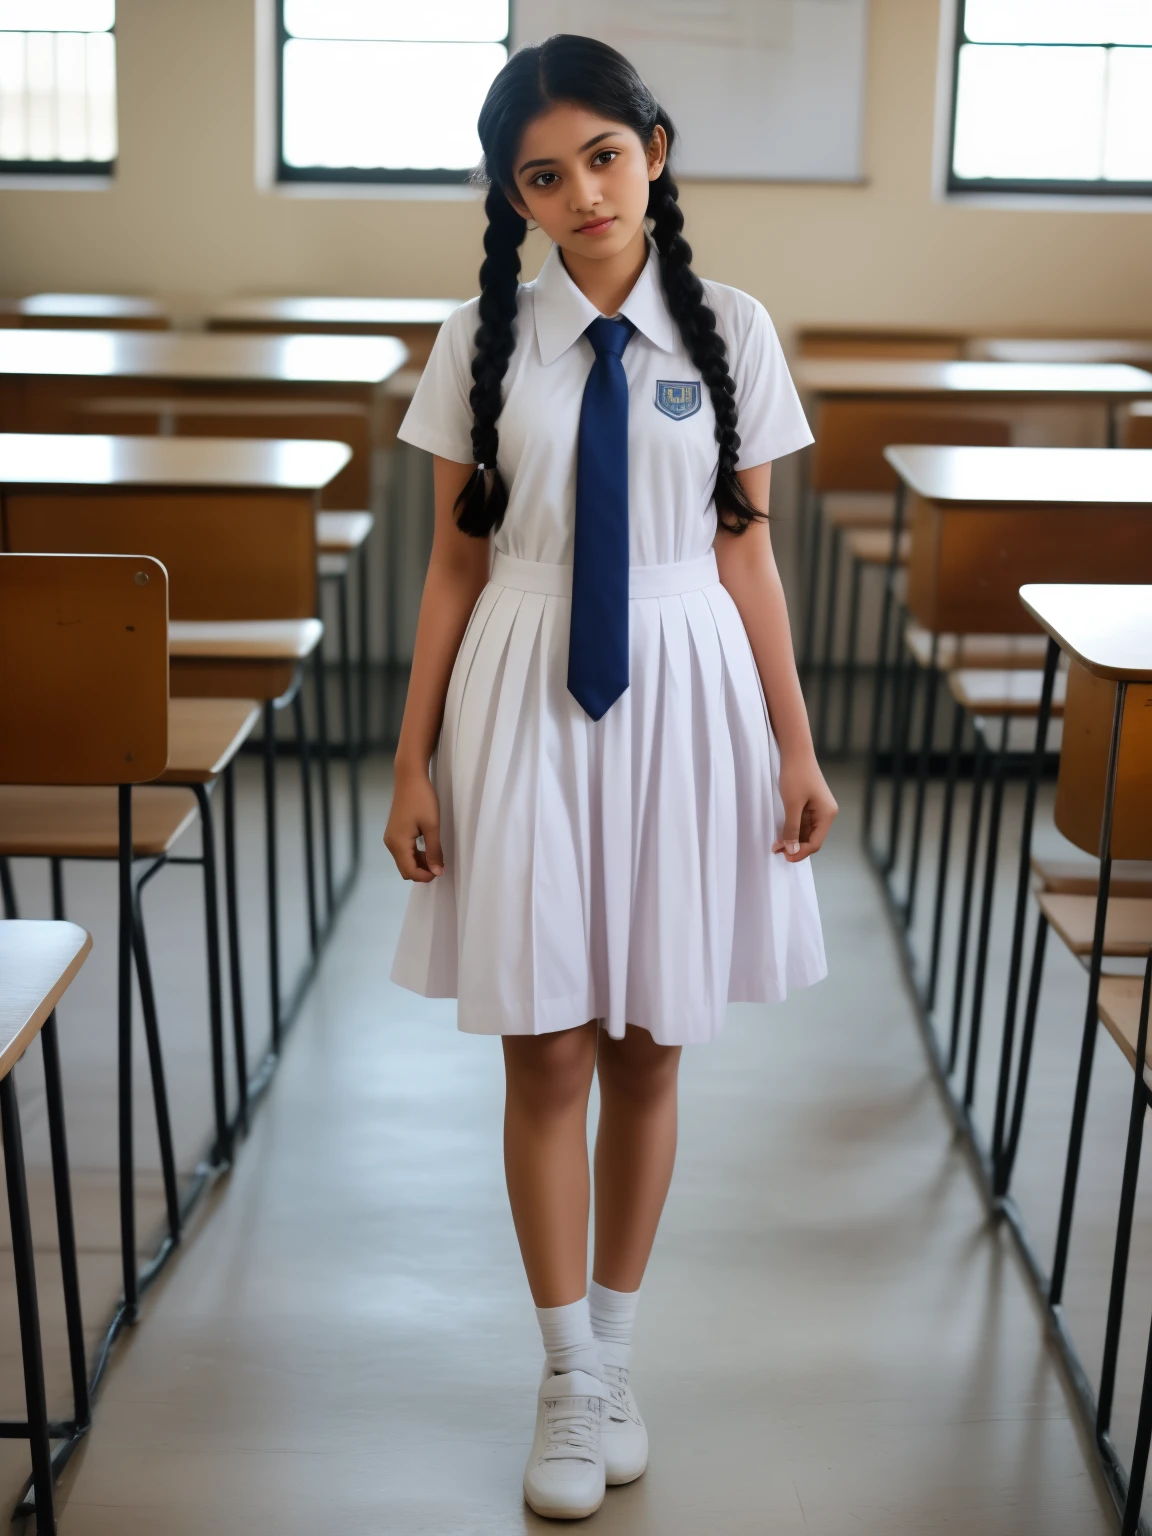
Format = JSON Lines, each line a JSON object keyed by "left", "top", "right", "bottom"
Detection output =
{"left": 384, "top": 456, "right": 491, "bottom": 882}
{"left": 714, "top": 461, "right": 838, "bottom": 862}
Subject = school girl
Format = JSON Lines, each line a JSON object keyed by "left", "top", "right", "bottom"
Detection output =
{"left": 384, "top": 33, "right": 836, "bottom": 1520}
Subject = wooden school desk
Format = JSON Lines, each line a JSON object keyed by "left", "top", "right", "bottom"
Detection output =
{"left": 0, "top": 294, "right": 170, "bottom": 331}
{"left": 990, "top": 583, "right": 1152, "bottom": 1536}
{"left": 0, "top": 328, "right": 407, "bottom": 510}
{"left": 872, "top": 448, "right": 1152, "bottom": 1105}
{"left": 206, "top": 295, "right": 461, "bottom": 369}
{"left": 970, "top": 338, "right": 1152, "bottom": 368}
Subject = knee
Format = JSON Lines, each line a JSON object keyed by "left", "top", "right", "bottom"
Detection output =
{"left": 598, "top": 1029, "right": 681, "bottom": 1109}
{"left": 504, "top": 1025, "right": 596, "bottom": 1119}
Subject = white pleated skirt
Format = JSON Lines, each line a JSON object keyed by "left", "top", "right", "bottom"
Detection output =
{"left": 389, "top": 548, "right": 827, "bottom": 1045}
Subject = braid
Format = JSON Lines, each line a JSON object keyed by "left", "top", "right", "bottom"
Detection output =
{"left": 648, "top": 163, "right": 764, "bottom": 534}
{"left": 454, "top": 183, "right": 527, "bottom": 536}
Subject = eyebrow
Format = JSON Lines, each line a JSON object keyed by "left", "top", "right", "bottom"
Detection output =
{"left": 518, "top": 132, "right": 616, "bottom": 176}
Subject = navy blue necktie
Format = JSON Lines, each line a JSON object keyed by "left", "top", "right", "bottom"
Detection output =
{"left": 568, "top": 315, "right": 635, "bottom": 721}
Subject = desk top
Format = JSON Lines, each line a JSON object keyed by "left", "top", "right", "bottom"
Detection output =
{"left": 1019, "top": 585, "right": 1152, "bottom": 681}
{"left": 0, "top": 329, "right": 408, "bottom": 385}
{"left": 207, "top": 295, "right": 461, "bottom": 329}
{"left": 794, "top": 358, "right": 1152, "bottom": 398}
{"left": 0, "top": 433, "right": 351, "bottom": 490}
{"left": 971, "top": 338, "right": 1152, "bottom": 367}
{"left": 885, "top": 446, "right": 1152, "bottom": 504}
{"left": 0, "top": 921, "right": 91, "bottom": 1079}
{"left": 21, "top": 293, "right": 169, "bottom": 322}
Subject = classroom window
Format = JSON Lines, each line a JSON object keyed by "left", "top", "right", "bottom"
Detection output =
{"left": 0, "top": 0, "right": 116, "bottom": 174}
{"left": 948, "top": 0, "right": 1152, "bottom": 196}
{"left": 277, "top": 0, "right": 510, "bottom": 185}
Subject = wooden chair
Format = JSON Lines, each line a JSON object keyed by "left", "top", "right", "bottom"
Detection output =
{"left": 2, "top": 482, "right": 329, "bottom": 1052}
{"left": 0, "top": 554, "right": 247, "bottom": 1327}
{"left": 0, "top": 919, "right": 91, "bottom": 1534}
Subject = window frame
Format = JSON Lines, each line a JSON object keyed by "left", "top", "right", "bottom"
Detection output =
{"left": 274, "top": 0, "right": 511, "bottom": 186}
{"left": 0, "top": 10, "right": 117, "bottom": 177}
{"left": 945, "top": 0, "right": 1152, "bottom": 199}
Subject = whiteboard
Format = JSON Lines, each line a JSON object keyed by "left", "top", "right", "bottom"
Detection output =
{"left": 512, "top": 0, "right": 869, "bottom": 182}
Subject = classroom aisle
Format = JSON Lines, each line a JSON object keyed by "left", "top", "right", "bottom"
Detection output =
{"left": 44, "top": 758, "right": 1113, "bottom": 1536}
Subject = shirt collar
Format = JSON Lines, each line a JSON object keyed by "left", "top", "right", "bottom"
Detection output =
{"left": 531, "top": 238, "right": 679, "bottom": 367}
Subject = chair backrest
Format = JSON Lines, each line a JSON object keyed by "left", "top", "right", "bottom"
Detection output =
{"left": 4, "top": 487, "right": 316, "bottom": 621}
{"left": 0, "top": 553, "right": 169, "bottom": 785}
{"left": 1124, "top": 404, "right": 1152, "bottom": 450}
{"left": 1055, "top": 660, "right": 1152, "bottom": 860}
{"left": 811, "top": 408, "right": 1013, "bottom": 494}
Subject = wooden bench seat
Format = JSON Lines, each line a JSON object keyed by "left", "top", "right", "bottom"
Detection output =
{"left": 948, "top": 667, "right": 1068, "bottom": 716}
{"left": 159, "top": 698, "right": 261, "bottom": 784}
{"left": 0, "top": 920, "right": 91, "bottom": 1077}
{"left": 825, "top": 495, "right": 895, "bottom": 531}
{"left": 1031, "top": 856, "right": 1152, "bottom": 898}
{"left": 168, "top": 618, "right": 323, "bottom": 659}
{"left": 1036, "top": 893, "right": 1152, "bottom": 957}
{"left": 0, "top": 787, "right": 198, "bottom": 858}
{"left": 845, "top": 528, "right": 910, "bottom": 566}
{"left": 316, "top": 510, "right": 374, "bottom": 553}
{"left": 1098, "top": 975, "right": 1152, "bottom": 1073}
{"left": 905, "top": 623, "right": 1049, "bottom": 671}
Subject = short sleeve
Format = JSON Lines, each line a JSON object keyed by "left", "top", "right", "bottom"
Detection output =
{"left": 396, "top": 299, "right": 478, "bottom": 463}
{"left": 723, "top": 293, "right": 813, "bottom": 470}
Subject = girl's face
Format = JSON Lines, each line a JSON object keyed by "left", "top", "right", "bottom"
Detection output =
{"left": 507, "top": 102, "right": 666, "bottom": 261}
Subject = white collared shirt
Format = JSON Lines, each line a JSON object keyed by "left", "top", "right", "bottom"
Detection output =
{"left": 398, "top": 240, "right": 812, "bottom": 567}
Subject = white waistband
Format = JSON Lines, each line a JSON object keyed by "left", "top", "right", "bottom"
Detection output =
{"left": 489, "top": 549, "right": 719, "bottom": 599}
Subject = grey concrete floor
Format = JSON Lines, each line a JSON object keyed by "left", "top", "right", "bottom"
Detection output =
{"left": 0, "top": 753, "right": 1124, "bottom": 1533}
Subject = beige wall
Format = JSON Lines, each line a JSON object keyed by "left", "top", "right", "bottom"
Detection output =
{"left": 0, "top": 0, "right": 1150, "bottom": 340}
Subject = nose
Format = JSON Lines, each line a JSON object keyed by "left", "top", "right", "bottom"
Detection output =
{"left": 568, "top": 165, "right": 601, "bottom": 215}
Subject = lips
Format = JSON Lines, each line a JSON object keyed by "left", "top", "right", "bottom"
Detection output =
{"left": 577, "top": 216, "right": 616, "bottom": 235}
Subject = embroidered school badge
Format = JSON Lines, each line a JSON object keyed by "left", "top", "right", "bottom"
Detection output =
{"left": 654, "top": 380, "right": 701, "bottom": 420}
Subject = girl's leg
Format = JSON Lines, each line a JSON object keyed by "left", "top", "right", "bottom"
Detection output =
{"left": 502, "top": 1021, "right": 599, "bottom": 1306}
{"left": 592, "top": 1025, "right": 682, "bottom": 1292}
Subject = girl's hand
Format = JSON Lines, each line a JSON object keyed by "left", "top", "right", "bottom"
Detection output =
{"left": 772, "top": 754, "right": 838, "bottom": 862}
{"left": 384, "top": 764, "right": 445, "bottom": 882}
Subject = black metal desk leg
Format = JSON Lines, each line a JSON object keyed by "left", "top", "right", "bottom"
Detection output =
{"left": 863, "top": 485, "right": 906, "bottom": 847}
{"left": 292, "top": 689, "right": 320, "bottom": 957}
{"left": 338, "top": 568, "right": 361, "bottom": 872}
{"left": 996, "top": 913, "right": 1049, "bottom": 1196}
{"left": 192, "top": 783, "right": 231, "bottom": 1165}
{"left": 223, "top": 762, "right": 249, "bottom": 1134}
{"left": 948, "top": 727, "right": 987, "bottom": 1076}
{"left": 800, "top": 490, "right": 824, "bottom": 682}
{"left": 130, "top": 881, "right": 181, "bottom": 1242}
{"left": 39, "top": 1010, "right": 90, "bottom": 1431}
{"left": 263, "top": 702, "right": 282, "bottom": 1054}
{"left": 926, "top": 699, "right": 965, "bottom": 1015}
{"left": 991, "top": 638, "right": 1060, "bottom": 1187}
{"left": 1051, "top": 680, "right": 1129, "bottom": 1307}
{"left": 963, "top": 716, "right": 1010, "bottom": 1111}
{"left": 117, "top": 785, "right": 138, "bottom": 1321}
{"left": 1098, "top": 957, "right": 1152, "bottom": 1443}
{"left": 816, "top": 523, "right": 841, "bottom": 754}
{"left": 1, "top": 1073, "right": 56, "bottom": 1535}
{"left": 312, "top": 649, "right": 335, "bottom": 924}
{"left": 905, "top": 635, "right": 941, "bottom": 930}
{"left": 839, "top": 554, "right": 863, "bottom": 756}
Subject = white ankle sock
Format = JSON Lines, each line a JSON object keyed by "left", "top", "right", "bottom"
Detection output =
{"left": 588, "top": 1280, "right": 639, "bottom": 1346}
{"left": 535, "top": 1297, "right": 603, "bottom": 1379}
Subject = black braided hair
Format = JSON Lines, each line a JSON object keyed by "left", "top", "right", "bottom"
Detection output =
{"left": 458, "top": 33, "right": 763, "bottom": 537}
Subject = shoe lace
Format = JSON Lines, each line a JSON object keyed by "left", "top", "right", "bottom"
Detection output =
{"left": 601, "top": 1361, "right": 633, "bottom": 1420}
{"left": 542, "top": 1395, "right": 601, "bottom": 1461}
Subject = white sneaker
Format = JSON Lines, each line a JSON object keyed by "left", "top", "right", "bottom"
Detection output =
{"left": 522, "top": 1369, "right": 607, "bottom": 1520}
{"left": 599, "top": 1342, "right": 648, "bottom": 1485}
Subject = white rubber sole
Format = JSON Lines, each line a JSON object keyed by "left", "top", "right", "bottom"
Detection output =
{"left": 605, "top": 1456, "right": 647, "bottom": 1487}
{"left": 523, "top": 1484, "right": 606, "bottom": 1520}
